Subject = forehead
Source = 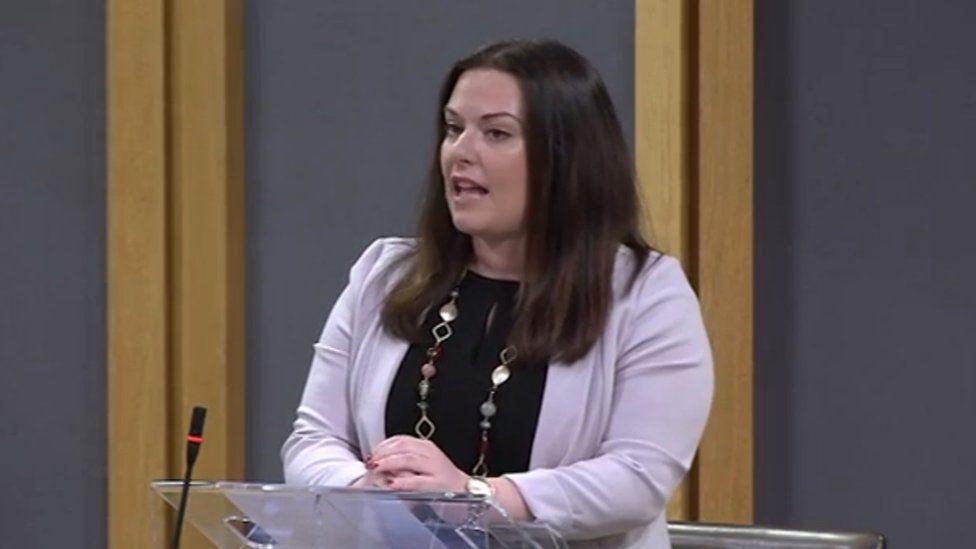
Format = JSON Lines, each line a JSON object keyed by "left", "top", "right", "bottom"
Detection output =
{"left": 445, "top": 68, "right": 523, "bottom": 117}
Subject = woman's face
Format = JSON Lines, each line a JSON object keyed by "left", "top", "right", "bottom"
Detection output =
{"left": 440, "top": 69, "right": 529, "bottom": 245}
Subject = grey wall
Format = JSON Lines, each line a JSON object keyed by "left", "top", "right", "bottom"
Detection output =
{"left": 0, "top": 1, "right": 106, "bottom": 547}
{"left": 244, "top": 0, "right": 634, "bottom": 481}
{"left": 755, "top": 1, "right": 976, "bottom": 545}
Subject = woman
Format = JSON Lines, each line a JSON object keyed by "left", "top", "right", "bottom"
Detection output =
{"left": 282, "top": 39, "right": 713, "bottom": 548}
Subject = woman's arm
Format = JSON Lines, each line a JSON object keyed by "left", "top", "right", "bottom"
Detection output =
{"left": 281, "top": 240, "right": 389, "bottom": 487}
{"left": 488, "top": 476, "right": 532, "bottom": 521}
{"left": 502, "top": 256, "right": 714, "bottom": 540}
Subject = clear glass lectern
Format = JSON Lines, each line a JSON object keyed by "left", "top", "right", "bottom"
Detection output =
{"left": 151, "top": 480, "right": 566, "bottom": 548}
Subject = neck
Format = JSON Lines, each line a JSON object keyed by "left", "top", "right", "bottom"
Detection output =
{"left": 469, "top": 235, "right": 525, "bottom": 281}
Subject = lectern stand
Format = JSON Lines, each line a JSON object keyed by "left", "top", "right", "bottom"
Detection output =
{"left": 151, "top": 480, "right": 566, "bottom": 548}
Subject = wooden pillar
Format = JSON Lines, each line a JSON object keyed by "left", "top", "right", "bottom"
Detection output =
{"left": 636, "top": 0, "right": 696, "bottom": 520}
{"left": 107, "top": 1, "right": 245, "bottom": 547}
{"left": 635, "top": 0, "right": 754, "bottom": 523}
{"left": 693, "top": 0, "right": 754, "bottom": 524}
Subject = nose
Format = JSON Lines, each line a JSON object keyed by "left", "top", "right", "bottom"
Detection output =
{"left": 444, "top": 127, "right": 478, "bottom": 168}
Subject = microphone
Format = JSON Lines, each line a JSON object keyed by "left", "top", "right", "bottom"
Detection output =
{"left": 172, "top": 406, "right": 207, "bottom": 549}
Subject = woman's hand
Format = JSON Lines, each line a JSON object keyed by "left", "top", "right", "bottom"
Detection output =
{"left": 365, "top": 435, "right": 533, "bottom": 521}
{"left": 350, "top": 465, "right": 393, "bottom": 489}
{"left": 368, "top": 435, "right": 469, "bottom": 492}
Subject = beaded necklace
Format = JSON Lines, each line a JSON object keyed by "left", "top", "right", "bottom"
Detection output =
{"left": 413, "top": 282, "right": 517, "bottom": 477}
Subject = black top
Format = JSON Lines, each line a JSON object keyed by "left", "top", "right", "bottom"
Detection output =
{"left": 384, "top": 271, "right": 549, "bottom": 476}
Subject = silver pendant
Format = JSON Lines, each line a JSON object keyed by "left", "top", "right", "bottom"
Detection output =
{"left": 415, "top": 413, "right": 436, "bottom": 440}
{"left": 439, "top": 301, "right": 458, "bottom": 322}
{"left": 490, "top": 365, "right": 511, "bottom": 387}
{"left": 500, "top": 346, "right": 517, "bottom": 365}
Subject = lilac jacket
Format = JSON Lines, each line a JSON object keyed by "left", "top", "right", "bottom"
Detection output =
{"left": 282, "top": 237, "right": 714, "bottom": 548}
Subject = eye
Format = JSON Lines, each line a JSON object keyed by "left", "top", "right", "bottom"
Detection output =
{"left": 444, "top": 122, "right": 462, "bottom": 137}
{"left": 485, "top": 128, "right": 512, "bottom": 142}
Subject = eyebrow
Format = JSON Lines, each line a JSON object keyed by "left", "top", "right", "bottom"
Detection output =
{"left": 444, "top": 107, "right": 522, "bottom": 124}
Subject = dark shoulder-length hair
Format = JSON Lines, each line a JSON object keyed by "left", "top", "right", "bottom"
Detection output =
{"left": 382, "top": 38, "right": 651, "bottom": 365}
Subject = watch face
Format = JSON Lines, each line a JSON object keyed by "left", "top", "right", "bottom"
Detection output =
{"left": 466, "top": 478, "right": 492, "bottom": 498}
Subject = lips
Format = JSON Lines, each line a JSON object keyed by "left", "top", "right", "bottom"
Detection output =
{"left": 450, "top": 176, "right": 489, "bottom": 196}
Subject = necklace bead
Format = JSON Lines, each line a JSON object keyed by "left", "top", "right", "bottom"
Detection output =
{"left": 480, "top": 401, "right": 497, "bottom": 418}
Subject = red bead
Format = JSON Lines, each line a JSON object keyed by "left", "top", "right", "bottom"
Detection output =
{"left": 421, "top": 362, "right": 437, "bottom": 379}
{"left": 427, "top": 346, "right": 442, "bottom": 360}
{"left": 479, "top": 439, "right": 490, "bottom": 454}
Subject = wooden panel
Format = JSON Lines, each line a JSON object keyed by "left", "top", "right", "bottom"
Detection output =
{"left": 636, "top": 0, "right": 754, "bottom": 523}
{"left": 635, "top": 0, "right": 696, "bottom": 521}
{"left": 694, "top": 0, "right": 754, "bottom": 523}
{"left": 108, "top": 1, "right": 245, "bottom": 547}
{"left": 168, "top": 0, "right": 246, "bottom": 484}
{"left": 635, "top": 0, "right": 693, "bottom": 266}
{"left": 106, "top": 1, "right": 170, "bottom": 547}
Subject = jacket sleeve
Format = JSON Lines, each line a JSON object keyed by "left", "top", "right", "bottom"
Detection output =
{"left": 503, "top": 256, "right": 714, "bottom": 540}
{"left": 280, "top": 239, "right": 390, "bottom": 487}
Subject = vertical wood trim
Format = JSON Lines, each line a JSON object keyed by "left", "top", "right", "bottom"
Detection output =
{"left": 107, "top": 1, "right": 170, "bottom": 547}
{"left": 635, "top": 0, "right": 695, "bottom": 521}
{"left": 636, "top": 0, "right": 693, "bottom": 266}
{"left": 636, "top": 0, "right": 754, "bottom": 524}
{"left": 168, "top": 0, "right": 246, "bottom": 485}
{"left": 694, "top": 0, "right": 755, "bottom": 523}
{"left": 224, "top": 2, "right": 248, "bottom": 470}
{"left": 108, "top": 2, "right": 245, "bottom": 547}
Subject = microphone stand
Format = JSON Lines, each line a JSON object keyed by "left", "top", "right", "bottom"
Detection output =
{"left": 171, "top": 406, "right": 207, "bottom": 549}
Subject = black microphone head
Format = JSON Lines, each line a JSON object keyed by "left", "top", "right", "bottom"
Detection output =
{"left": 189, "top": 406, "right": 207, "bottom": 437}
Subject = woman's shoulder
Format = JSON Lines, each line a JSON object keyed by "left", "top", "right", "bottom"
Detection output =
{"left": 354, "top": 236, "right": 416, "bottom": 265}
{"left": 610, "top": 244, "right": 710, "bottom": 364}
{"left": 612, "top": 244, "right": 695, "bottom": 304}
{"left": 347, "top": 236, "right": 417, "bottom": 290}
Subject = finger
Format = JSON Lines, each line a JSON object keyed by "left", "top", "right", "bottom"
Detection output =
{"left": 365, "top": 469, "right": 393, "bottom": 484}
{"left": 387, "top": 474, "right": 435, "bottom": 492}
{"left": 372, "top": 435, "right": 431, "bottom": 460}
{"left": 373, "top": 472, "right": 395, "bottom": 488}
{"left": 392, "top": 436, "right": 438, "bottom": 458}
{"left": 372, "top": 453, "right": 432, "bottom": 476}
{"left": 366, "top": 448, "right": 419, "bottom": 471}
{"left": 387, "top": 469, "right": 421, "bottom": 480}
{"left": 370, "top": 435, "right": 414, "bottom": 458}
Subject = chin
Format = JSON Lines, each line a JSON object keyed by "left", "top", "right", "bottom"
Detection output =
{"left": 451, "top": 221, "right": 486, "bottom": 239}
{"left": 449, "top": 212, "right": 486, "bottom": 236}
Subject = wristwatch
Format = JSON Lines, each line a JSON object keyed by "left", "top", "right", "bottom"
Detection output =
{"left": 465, "top": 476, "right": 493, "bottom": 498}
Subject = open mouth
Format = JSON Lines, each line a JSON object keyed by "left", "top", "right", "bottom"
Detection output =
{"left": 452, "top": 177, "right": 489, "bottom": 197}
